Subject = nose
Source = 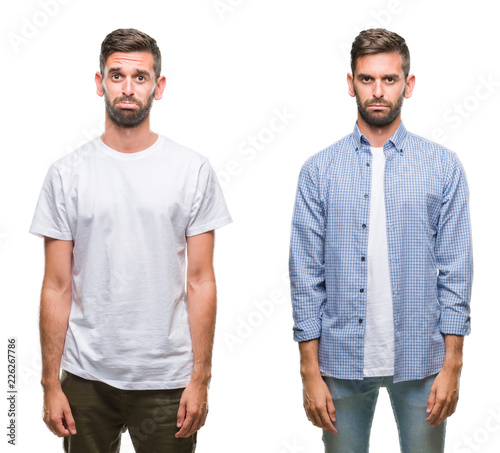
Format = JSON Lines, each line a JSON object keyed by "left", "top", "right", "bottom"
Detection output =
{"left": 373, "top": 80, "right": 384, "bottom": 99}
{"left": 122, "top": 77, "right": 134, "bottom": 97}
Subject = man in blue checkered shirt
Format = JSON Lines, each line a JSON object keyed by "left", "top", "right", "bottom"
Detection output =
{"left": 289, "top": 28, "right": 472, "bottom": 452}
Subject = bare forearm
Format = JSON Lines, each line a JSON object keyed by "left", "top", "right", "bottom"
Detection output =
{"left": 442, "top": 334, "right": 464, "bottom": 372}
{"left": 40, "top": 286, "right": 71, "bottom": 389}
{"left": 186, "top": 280, "right": 216, "bottom": 383}
{"left": 299, "top": 338, "right": 322, "bottom": 381}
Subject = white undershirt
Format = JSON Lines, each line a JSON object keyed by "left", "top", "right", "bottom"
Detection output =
{"left": 363, "top": 146, "right": 395, "bottom": 377}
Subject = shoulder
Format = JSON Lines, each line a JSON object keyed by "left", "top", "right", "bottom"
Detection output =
{"left": 301, "top": 132, "right": 353, "bottom": 177}
{"left": 158, "top": 135, "right": 209, "bottom": 168}
{"left": 405, "top": 131, "right": 468, "bottom": 188}
{"left": 50, "top": 138, "right": 100, "bottom": 176}
{"left": 405, "top": 131, "right": 460, "bottom": 164}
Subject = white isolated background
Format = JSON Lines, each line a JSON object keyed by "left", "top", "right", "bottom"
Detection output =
{"left": 1, "top": 0, "right": 498, "bottom": 452}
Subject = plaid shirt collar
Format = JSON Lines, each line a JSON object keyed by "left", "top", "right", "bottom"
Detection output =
{"left": 351, "top": 120, "right": 409, "bottom": 156}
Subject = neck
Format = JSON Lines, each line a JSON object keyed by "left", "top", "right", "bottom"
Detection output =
{"left": 357, "top": 114, "right": 401, "bottom": 148}
{"left": 100, "top": 114, "right": 158, "bottom": 153}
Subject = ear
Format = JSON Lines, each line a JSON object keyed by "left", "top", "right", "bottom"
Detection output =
{"left": 154, "top": 75, "right": 167, "bottom": 101}
{"left": 404, "top": 74, "right": 416, "bottom": 99}
{"left": 347, "top": 73, "right": 356, "bottom": 98}
{"left": 95, "top": 72, "right": 104, "bottom": 97}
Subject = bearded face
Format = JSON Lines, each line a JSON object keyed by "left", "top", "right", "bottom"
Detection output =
{"left": 99, "top": 51, "right": 160, "bottom": 129}
{"left": 354, "top": 85, "right": 405, "bottom": 128}
{"left": 103, "top": 88, "right": 156, "bottom": 128}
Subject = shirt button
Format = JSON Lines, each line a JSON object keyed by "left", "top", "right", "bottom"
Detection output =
{"left": 359, "top": 319, "right": 363, "bottom": 324}
{"left": 360, "top": 288, "right": 364, "bottom": 293}
{"left": 364, "top": 194, "right": 368, "bottom": 198}
{"left": 366, "top": 163, "right": 370, "bottom": 167}
{"left": 361, "top": 256, "right": 366, "bottom": 261}
{"left": 362, "top": 224, "right": 366, "bottom": 228}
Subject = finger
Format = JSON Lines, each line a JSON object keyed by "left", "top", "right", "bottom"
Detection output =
{"left": 192, "top": 416, "right": 205, "bottom": 435}
{"left": 176, "top": 412, "right": 195, "bottom": 438}
{"left": 43, "top": 413, "right": 50, "bottom": 430}
{"left": 52, "top": 416, "right": 70, "bottom": 437}
{"left": 431, "top": 411, "right": 446, "bottom": 427}
{"left": 319, "top": 407, "right": 336, "bottom": 434}
{"left": 63, "top": 407, "right": 77, "bottom": 435}
{"left": 305, "top": 406, "right": 322, "bottom": 429}
{"left": 429, "top": 399, "right": 448, "bottom": 427}
{"left": 195, "top": 406, "right": 208, "bottom": 432}
{"left": 425, "top": 401, "right": 441, "bottom": 424}
{"left": 432, "top": 398, "right": 454, "bottom": 427}
{"left": 308, "top": 400, "right": 335, "bottom": 433}
{"left": 326, "top": 399, "right": 338, "bottom": 434}
{"left": 203, "top": 406, "right": 209, "bottom": 425}
{"left": 326, "top": 398, "right": 336, "bottom": 423}
{"left": 44, "top": 418, "right": 56, "bottom": 436}
{"left": 176, "top": 400, "right": 186, "bottom": 429}
{"left": 188, "top": 406, "right": 205, "bottom": 435}
{"left": 44, "top": 410, "right": 67, "bottom": 437}
{"left": 426, "top": 387, "right": 436, "bottom": 415}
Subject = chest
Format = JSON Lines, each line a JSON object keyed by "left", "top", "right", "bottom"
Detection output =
{"left": 324, "top": 153, "right": 443, "bottom": 230}
{"left": 66, "top": 159, "right": 194, "bottom": 233}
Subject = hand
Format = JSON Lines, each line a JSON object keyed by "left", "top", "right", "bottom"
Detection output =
{"left": 43, "top": 386, "right": 76, "bottom": 437}
{"left": 302, "top": 375, "right": 337, "bottom": 434}
{"left": 175, "top": 380, "right": 209, "bottom": 438}
{"left": 425, "top": 367, "right": 461, "bottom": 427}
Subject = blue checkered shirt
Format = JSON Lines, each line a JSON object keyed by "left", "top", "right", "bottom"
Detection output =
{"left": 289, "top": 122, "right": 472, "bottom": 382}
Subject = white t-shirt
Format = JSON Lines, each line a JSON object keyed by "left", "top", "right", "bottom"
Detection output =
{"left": 30, "top": 135, "right": 232, "bottom": 390}
{"left": 363, "top": 146, "right": 395, "bottom": 377}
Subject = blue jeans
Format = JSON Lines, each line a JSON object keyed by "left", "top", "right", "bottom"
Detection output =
{"left": 322, "top": 374, "right": 445, "bottom": 453}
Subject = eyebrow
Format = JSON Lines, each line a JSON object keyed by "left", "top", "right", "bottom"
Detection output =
{"left": 357, "top": 73, "right": 401, "bottom": 80}
{"left": 108, "top": 67, "right": 151, "bottom": 77}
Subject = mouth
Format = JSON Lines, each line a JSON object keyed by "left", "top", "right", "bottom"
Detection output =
{"left": 368, "top": 104, "right": 389, "bottom": 110}
{"left": 116, "top": 102, "right": 138, "bottom": 109}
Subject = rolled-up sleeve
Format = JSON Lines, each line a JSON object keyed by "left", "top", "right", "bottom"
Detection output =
{"left": 289, "top": 158, "right": 326, "bottom": 342}
{"left": 436, "top": 153, "right": 473, "bottom": 335}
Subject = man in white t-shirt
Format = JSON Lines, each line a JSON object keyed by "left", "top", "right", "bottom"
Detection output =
{"left": 30, "top": 28, "right": 232, "bottom": 452}
{"left": 290, "top": 29, "right": 472, "bottom": 452}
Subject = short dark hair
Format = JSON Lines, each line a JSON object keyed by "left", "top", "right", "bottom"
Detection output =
{"left": 99, "top": 28, "right": 161, "bottom": 80}
{"left": 350, "top": 28, "right": 410, "bottom": 78}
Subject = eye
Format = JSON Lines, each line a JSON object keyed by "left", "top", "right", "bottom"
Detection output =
{"left": 386, "top": 77, "right": 394, "bottom": 83}
{"left": 136, "top": 75, "right": 145, "bottom": 82}
{"left": 111, "top": 73, "right": 121, "bottom": 80}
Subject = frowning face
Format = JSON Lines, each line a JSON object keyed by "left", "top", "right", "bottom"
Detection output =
{"left": 347, "top": 52, "right": 414, "bottom": 128}
{"left": 96, "top": 51, "right": 161, "bottom": 128}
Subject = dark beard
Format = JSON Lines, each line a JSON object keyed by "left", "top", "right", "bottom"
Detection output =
{"left": 104, "top": 89, "right": 155, "bottom": 128}
{"left": 355, "top": 87, "right": 405, "bottom": 127}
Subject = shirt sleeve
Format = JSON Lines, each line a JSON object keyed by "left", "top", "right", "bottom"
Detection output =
{"left": 289, "top": 158, "right": 326, "bottom": 342}
{"left": 186, "top": 160, "right": 232, "bottom": 237}
{"left": 29, "top": 164, "right": 73, "bottom": 240}
{"left": 436, "top": 153, "right": 473, "bottom": 335}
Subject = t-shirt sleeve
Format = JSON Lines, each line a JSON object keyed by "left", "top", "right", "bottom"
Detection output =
{"left": 29, "top": 164, "right": 73, "bottom": 240}
{"left": 186, "top": 160, "right": 232, "bottom": 237}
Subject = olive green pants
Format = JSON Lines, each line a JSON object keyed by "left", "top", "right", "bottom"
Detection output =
{"left": 61, "top": 370, "right": 196, "bottom": 452}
